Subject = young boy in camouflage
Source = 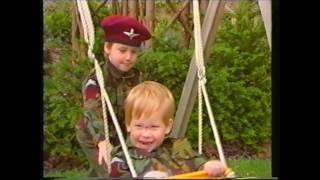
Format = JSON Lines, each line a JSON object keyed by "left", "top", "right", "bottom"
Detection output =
{"left": 75, "top": 15, "right": 151, "bottom": 177}
{"left": 110, "top": 81, "right": 227, "bottom": 178}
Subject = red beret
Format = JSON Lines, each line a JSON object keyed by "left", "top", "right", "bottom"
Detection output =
{"left": 100, "top": 15, "right": 151, "bottom": 47}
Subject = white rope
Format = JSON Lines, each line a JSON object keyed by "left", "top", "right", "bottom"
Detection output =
{"left": 76, "top": 0, "right": 112, "bottom": 172}
{"left": 190, "top": 0, "right": 205, "bottom": 156}
{"left": 192, "top": 0, "right": 227, "bottom": 166}
{"left": 192, "top": 0, "right": 205, "bottom": 156}
{"left": 75, "top": 0, "right": 137, "bottom": 177}
{"left": 198, "top": 77, "right": 203, "bottom": 154}
{"left": 200, "top": 81, "right": 226, "bottom": 165}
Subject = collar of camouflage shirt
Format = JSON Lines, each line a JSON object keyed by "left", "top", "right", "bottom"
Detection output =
{"left": 123, "top": 137, "right": 171, "bottom": 159}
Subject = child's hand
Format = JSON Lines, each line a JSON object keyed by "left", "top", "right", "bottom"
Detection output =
{"left": 98, "top": 140, "right": 113, "bottom": 173}
{"left": 203, "top": 160, "right": 226, "bottom": 177}
{"left": 143, "top": 170, "right": 169, "bottom": 179}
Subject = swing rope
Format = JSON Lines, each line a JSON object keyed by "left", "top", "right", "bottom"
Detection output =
{"left": 192, "top": 0, "right": 234, "bottom": 177}
{"left": 75, "top": 0, "right": 137, "bottom": 177}
{"left": 192, "top": 0, "right": 206, "bottom": 157}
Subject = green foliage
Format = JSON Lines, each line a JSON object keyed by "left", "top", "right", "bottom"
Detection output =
{"left": 43, "top": 2, "right": 131, "bottom": 159}
{"left": 45, "top": 169, "right": 87, "bottom": 178}
{"left": 44, "top": 1, "right": 72, "bottom": 45}
{"left": 186, "top": 1, "right": 271, "bottom": 152}
{"left": 44, "top": 1, "right": 111, "bottom": 57}
{"left": 136, "top": 49, "right": 193, "bottom": 101}
{"left": 44, "top": 53, "right": 92, "bottom": 160}
{"left": 43, "top": 0, "right": 111, "bottom": 163}
{"left": 152, "top": 18, "right": 183, "bottom": 51}
{"left": 89, "top": 1, "right": 113, "bottom": 60}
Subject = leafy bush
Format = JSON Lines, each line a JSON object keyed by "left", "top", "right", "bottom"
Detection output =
{"left": 136, "top": 49, "right": 192, "bottom": 100}
{"left": 44, "top": 1, "right": 111, "bottom": 55}
{"left": 44, "top": 53, "right": 92, "bottom": 162}
{"left": 44, "top": 1, "right": 112, "bottom": 164}
{"left": 186, "top": 1, "right": 271, "bottom": 152}
{"left": 152, "top": 18, "right": 183, "bottom": 51}
{"left": 44, "top": 1, "right": 72, "bottom": 45}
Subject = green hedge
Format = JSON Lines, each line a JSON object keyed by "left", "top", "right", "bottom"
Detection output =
{"left": 206, "top": 1, "right": 271, "bottom": 150}
{"left": 44, "top": 54, "right": 91, "bottom": 162}
{"left": 44, "top": 1, "right": 72, "bottom": 45}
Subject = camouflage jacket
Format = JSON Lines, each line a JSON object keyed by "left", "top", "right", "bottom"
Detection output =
{"left": 109, "top": 137, "right": 208, "bottom": 178}
{"left": 75, "top": 59, "right": 141, "bottom": 146}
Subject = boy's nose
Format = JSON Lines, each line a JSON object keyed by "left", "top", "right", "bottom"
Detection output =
{"left": 141, "top": 128, "right": 152, "bottom": 137}
{"left": 125, "top": 52, "right": 133, "bottom": 61}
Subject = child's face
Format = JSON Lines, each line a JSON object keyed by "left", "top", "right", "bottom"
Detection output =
{"left": 105, "top": 43, "right": 140, "bottom": 72}
{"left": 126, "top": 110, "right": 172, "bottom": 152}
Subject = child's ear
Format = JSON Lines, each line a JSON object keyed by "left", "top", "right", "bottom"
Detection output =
{"left": 165, "top": 118, "right": 173, "bottom": 134}
{"left": 126, "top": 125, "right": 131, "bottom": 133}
{"left": 104, "top": 43, "right": 110, "bottom": 54}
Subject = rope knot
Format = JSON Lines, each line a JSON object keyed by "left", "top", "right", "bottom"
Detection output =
{"left": 88, "top": 50, "right": 96, "bottom": 62}
{"left": 197, "top": 69, "right": 207, "bottom": 85}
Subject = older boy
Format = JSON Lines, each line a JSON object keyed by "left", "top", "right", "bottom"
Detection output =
{"left": 75, "top": 15, "right": 151, "bottom": 177}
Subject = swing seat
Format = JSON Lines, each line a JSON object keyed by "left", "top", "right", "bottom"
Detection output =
{"left": 168, "top": 167, "right": 235, "bottom": 179}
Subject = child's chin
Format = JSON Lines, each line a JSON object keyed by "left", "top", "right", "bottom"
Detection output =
{"left": 120, "top": 68, "right": 130, "bottom": 72}
{"left": 139, "top": 145, "right": 156, "bottom": 152}
{"left": 146, "top": 145, "right": 161, "bottom": 152}
{"left": 120, "top": 65, "right": 132, "bottom": 72}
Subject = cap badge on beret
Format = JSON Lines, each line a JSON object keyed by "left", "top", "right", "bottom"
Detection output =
{"left": 123, "top": 28, "right": 140, "bottom": 40}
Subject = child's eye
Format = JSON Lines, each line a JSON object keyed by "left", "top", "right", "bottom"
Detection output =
{"left": 119, "top": 49, "right": 126, "bottom": 53}
{"left": 135, "top": 124, "right": 143, "bottom": 128}
{"left": 131, "top": 49, "right": 137, "bottom": 54}
{"left": 151, "top": 125, "right": 159, "bottom": 129}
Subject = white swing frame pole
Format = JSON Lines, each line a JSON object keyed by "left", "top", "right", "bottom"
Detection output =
{"left": 258, "top": 0, "right": 272, "bottom": 48}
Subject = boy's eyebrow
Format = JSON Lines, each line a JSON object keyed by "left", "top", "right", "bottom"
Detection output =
{"left": 134, "top": 123, "right": 143, "bottom": 125}
{"left": 119, "top": 45, "right": 140, "bottom": 51}
{"left": 118, "top": 46, "right": 127, "bottom": 49}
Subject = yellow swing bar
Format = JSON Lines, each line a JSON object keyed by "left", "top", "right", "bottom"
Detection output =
{"left": 169, "top": 170, "right": 209, "bottom": 179}
{"left": 169, "top": 168, "right": 234, "bottom": 179}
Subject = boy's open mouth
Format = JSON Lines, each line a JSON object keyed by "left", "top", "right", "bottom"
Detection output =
{"left": 139, "top": 141, "right": 153, "bottom": 145}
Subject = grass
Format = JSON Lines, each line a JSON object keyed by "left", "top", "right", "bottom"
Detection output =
{"left": 44, "top": 158, "right": 272, "bottom": 179}
{"left": 45, "top": 169, "right": 87, "bottom": 179}
{"left": 228, "top": 158, "right": 272, "bottom": 178}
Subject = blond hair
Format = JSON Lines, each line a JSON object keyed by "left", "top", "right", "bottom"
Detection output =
{"left": 124, "top": 81, "right": 175, "bottom": 127}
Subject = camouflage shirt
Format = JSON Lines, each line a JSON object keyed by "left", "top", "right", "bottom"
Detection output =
{"left": 110, "top": 137, "right": 208, "bottom": 178}
{"left": 75, "top": 59, "right": 140, "bottom": 146}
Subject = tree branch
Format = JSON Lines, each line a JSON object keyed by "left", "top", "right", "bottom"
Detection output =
{"left": 163, "top": 0, "right": 193, "bottom": 38}
{"left": 92, "top": 0, "right": 108, "bottom": 19}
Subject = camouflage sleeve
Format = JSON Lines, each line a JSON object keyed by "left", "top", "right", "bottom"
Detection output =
{"left": 109, "top": 146, "right": 132, "bottom": 178}
{"left": 109, "top": 157, "right": 132, "bottom": 178}
{"left": 110, "top": 144, "right": 155, "bottom": 178}
{"left": 82, "top": 76, "right": 105, "bottom": 145}
{"left": 171, "top": 138, "right": 208, "bottom": 171}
